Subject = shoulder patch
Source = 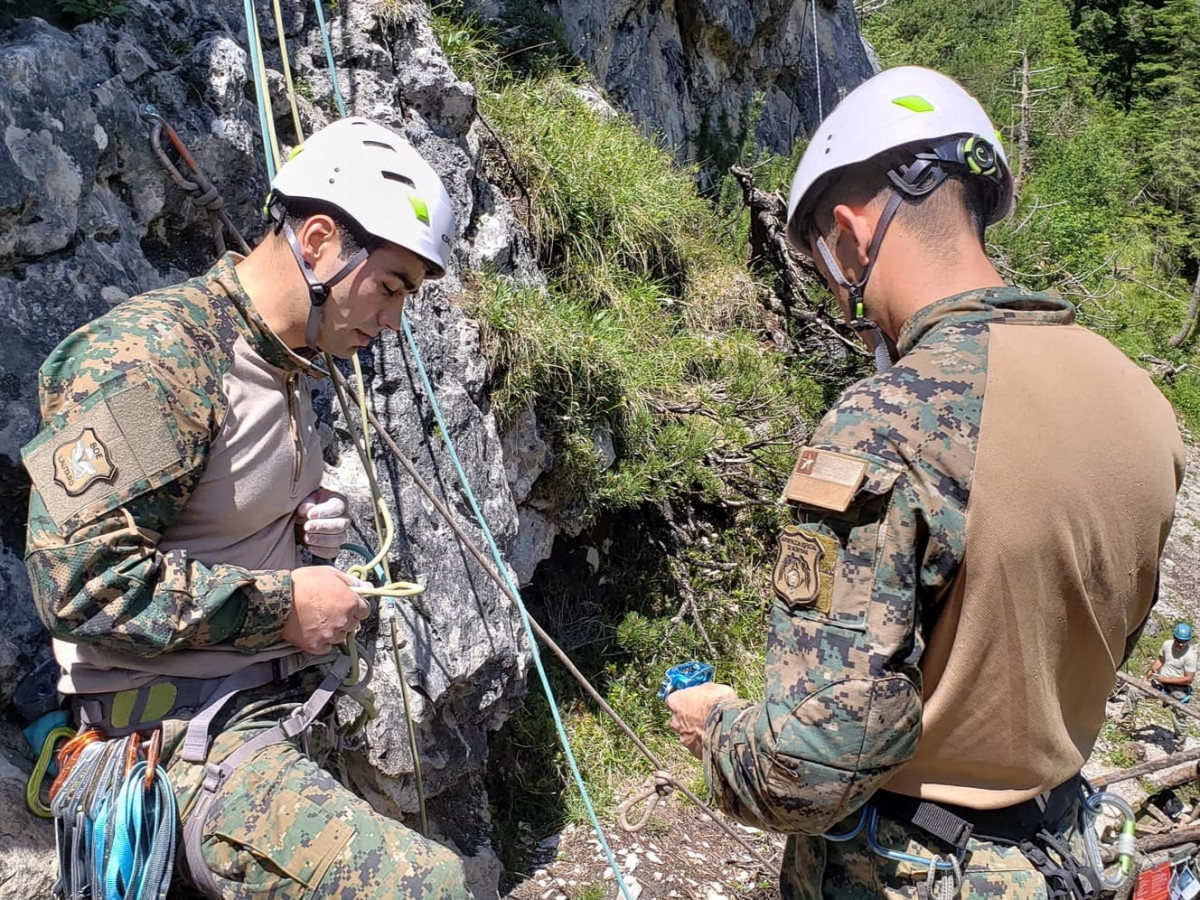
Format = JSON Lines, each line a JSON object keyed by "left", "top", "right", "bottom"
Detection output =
{"left": 52, "top": 427, "right": 118, "bottom": 496}
{"left": 24, "top": 377, "right": 184, "bottom": 530}
{"left": 783, "top": 448, "right": 868, "bottom": 512}
{"left": 773, "top": 526, "right": 837, "bottom": 614}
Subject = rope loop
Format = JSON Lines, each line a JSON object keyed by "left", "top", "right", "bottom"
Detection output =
{"left": 617, "top": 770, "right": 676, "bottom": 833}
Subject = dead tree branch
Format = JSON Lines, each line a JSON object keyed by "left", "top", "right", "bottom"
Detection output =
{"left": 729, "top": 165, "right": 868, "bottom": 359}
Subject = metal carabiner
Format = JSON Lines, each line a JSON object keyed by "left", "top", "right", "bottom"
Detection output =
{"left": 866, "top": 807, "right": 966, "bottom": 871}
{"left": 823, "top": 806, "right": 869, "bottom": 843}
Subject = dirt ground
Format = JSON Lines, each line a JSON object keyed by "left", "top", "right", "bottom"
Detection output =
{"left": 502, "top": 795, "right": 784, "bottom": 900}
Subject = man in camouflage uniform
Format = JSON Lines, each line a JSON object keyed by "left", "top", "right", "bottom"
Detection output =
{"left": 668, "top": 67, "right": 1185, "bottom": 898}
{"left": 22, "top": 118, "right": 470, "bottom": 896}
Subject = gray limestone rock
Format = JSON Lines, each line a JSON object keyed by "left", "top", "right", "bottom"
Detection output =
{"left": 0, "top": 723, "right": 56, "bottom": 900}
{"left": 489, "top": 0, "right": 876, "bottom": 181}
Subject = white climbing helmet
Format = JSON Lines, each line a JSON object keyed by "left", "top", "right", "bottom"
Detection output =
{"left": 785, "top": 66, "right": 1014, "bottom": 256}
{"left": 270, "top": 117, "right": 456, "bottom": 278}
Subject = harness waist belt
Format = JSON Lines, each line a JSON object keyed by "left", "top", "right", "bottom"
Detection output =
{"left": 74, "top": 651, "right": 338, "bottom": 739}
{"left": 874, "top": 775, "right": 1083, "bottom": 849}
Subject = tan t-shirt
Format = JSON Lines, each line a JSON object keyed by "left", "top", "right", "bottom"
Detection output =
{"left": 1160, "top": 638, "right": 1198, "bottom": 680}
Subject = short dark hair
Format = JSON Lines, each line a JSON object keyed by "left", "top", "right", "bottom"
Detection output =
{"left": 277, "top": 197, "right": 375, "bottom": 261}
{"left": 806, "top": 146, "right": 992, "bottom": 255}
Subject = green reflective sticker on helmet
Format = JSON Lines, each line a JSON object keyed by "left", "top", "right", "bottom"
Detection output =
{"left": 408, "top": 194, "right": 430, "bottom": 225}
{"left": 286, "top": 144, "right": 305, "bottom": 161}
{"left": 892, "top": 95, "right": 935, "bottom": 113}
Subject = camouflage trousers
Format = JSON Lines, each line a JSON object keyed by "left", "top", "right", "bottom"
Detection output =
{"left": 159, "top": 684, "right": 471, "bottom": 899}
{"left": 781, "top": 810, "right": 1092, "bottom": 899}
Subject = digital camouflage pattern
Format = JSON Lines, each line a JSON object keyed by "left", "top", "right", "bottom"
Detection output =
{"left": 783, "top": 813, "right": 1088, "bottom": 898}
{"left": 21, "top": 254, "right": 315, "bottom": 656}
{"left": 703, "top": 289, "right": 1080, "bottom": 892}
{"left": 23, "top": 255, "right": 471, "bottom": 895}
{"left": 162, "top": 682, "right": 470, "bottom": 898}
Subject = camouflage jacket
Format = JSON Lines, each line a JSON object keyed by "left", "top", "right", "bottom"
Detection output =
{"left": 702, "top": 286, "right": 1183, "bottom": 835}
{"left": 22, "top": 255, "right": 324, "bottom": 660}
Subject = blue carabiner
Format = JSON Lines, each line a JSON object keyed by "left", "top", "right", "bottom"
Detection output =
{"left": 823, "top": 806, "right": 868, "bottom": 843}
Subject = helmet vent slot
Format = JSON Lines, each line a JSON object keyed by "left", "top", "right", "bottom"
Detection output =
{"left": 363, "top": 139, "right": 397, "bottom": 152}
{"left": 382, "top": 171, "right": 416, "bottom": 189}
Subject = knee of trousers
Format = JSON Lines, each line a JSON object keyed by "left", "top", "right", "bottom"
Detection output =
{"left": 356, "top": 837, "right": 472, "bottom": 900}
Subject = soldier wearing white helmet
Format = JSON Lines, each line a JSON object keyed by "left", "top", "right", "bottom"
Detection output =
{"left": 667, "top": 67, "right": 1183, "bottom": 897}
{"left": 22, "top": 116, "right": 469, "bottom": 896}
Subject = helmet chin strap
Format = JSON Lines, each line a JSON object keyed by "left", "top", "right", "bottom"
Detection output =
{"left": 280, "top": 220, "right": 370, "bottom": 353}
{"left": 813, "top": 191, "right": 905, "bottom": 373}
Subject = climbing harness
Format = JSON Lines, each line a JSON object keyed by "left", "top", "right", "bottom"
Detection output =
{"left": 182, "top": 655, "right": 353, "bottom": 897}
{"left": 861, "top": 775, "right": 1137, "bottom": 898}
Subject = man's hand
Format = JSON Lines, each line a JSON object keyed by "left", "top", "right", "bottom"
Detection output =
{"left": 295, "top": 488, "right": 350, "bottom": 559}
{"left": 283, "top": 566, "right": 370, "bottom": 655}
{"left": 667, "top": 682, "right": 738, "bottom": 759}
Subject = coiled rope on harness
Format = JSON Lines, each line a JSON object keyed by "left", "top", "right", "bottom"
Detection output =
{"left": 49, "top": 728, "right": 176, "bottom": 900}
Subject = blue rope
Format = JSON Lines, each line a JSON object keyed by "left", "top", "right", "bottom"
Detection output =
{"left": 401, "top": 315, "right": 633, "bottom": 899}
{"left": 312, "top": 0, "right": 348, "bottom": 118}
{"left": 243, "top": 0, "right": 277, "bottom": 180}
{"left": 301, "top": 7, "right": 632, "bottom": 890}
{"left": 104, "top": 761, "right": 177, "bottom": 900}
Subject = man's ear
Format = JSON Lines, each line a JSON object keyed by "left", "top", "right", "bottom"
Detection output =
{"left": 832, "top": 203, "right": 876, "bottom": 274}
{"left": 297, "top": 214, "right": 339, "bottom": 265}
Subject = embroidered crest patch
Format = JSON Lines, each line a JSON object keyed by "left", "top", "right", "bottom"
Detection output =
{"left": 52, "top": 427, "right": 118, "bottom": 496}
{"left": 773, "top": 526, "right": 836, "bottom": 614}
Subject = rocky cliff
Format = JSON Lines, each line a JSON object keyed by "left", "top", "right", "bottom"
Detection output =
{"left": 479, "top": 0, "right": 875, "bottom": 178}
{"left": 0, "top": 0, "right": 542, "bottom": 893}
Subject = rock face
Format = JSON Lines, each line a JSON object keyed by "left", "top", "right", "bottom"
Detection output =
{"left": 0, "top": 3, "right": 539, "bottom": 894}
{"left": 508, "top": 0, "right": 876, "bottom": 173}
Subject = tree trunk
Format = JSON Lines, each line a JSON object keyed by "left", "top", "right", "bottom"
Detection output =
{"left": 1015, "top": 49, "right": 1031, "bottom": 194}
{"left": 1092, "top": 745, "right": 1200, "bottom": 788}
{"left": 1168, "top": 265, "right": 1200, "bottom": 347}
